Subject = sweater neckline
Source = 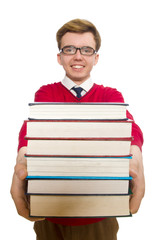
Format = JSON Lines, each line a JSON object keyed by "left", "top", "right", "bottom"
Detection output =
{"left": 59, "top": 82, "right": 97, "bottom": 101}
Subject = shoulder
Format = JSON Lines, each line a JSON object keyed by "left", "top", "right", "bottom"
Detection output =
{"left": 34, "top": 82, "right": 61, "bottom": 102}
{"left": 94, "top": 84, "right": 125, "bottom": 102}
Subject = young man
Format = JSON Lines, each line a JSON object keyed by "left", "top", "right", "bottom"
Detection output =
{"left": 11, "top": 19, "right": 145, "bottom": 240}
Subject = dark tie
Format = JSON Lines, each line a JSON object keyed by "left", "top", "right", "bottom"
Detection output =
{"left": 72, "top": 87, "right": 83, "bottom": 98}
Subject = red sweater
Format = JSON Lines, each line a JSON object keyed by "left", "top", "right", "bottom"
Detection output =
{"left": 18, "top": 82, "right": 143, "bottom": 226}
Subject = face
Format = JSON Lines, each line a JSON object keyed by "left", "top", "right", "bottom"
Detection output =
{"left": 57, "top": 32, "right": 99, "bottom": 85}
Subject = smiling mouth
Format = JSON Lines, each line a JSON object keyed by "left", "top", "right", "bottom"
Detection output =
{"left": 71, "top": 65, "right": 84, "bottom": 69}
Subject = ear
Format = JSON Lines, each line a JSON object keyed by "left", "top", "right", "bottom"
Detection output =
{"left": 94, "top": 53, "right": 99, "bottom": 66}
{"left": 57, "top": 53, "right": 62, "bottom": 65}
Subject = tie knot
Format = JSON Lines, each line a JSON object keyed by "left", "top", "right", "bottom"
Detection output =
{"left": 72, "top": 87, "right": 83, "bottom": 98}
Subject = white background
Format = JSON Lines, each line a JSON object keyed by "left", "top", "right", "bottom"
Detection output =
{"left": 0, "top": 0, "right": 159, "bottom": 239}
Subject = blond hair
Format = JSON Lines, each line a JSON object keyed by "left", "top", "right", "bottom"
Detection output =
{"left": 56, "top": 19, "right": 101, "bottom": 51}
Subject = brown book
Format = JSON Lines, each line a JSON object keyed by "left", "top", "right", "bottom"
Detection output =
{"left": 29, "top": 194, "right": 130, "bottom": 217}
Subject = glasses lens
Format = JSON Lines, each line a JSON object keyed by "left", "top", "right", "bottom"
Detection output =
{"left": 81, "top": 47, "right": 95, "bottom": 56}
{"left": 61, "top": 46, "right": 96, "bottom": 56}
{"left": 62, "top": 46, "right": 76, "bottom": 55}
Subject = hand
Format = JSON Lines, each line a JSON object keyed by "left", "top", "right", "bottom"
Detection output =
{"left": 10, "top": 147, "right": 45, "bottom": 221}
{"left": 129, "top": 145, "right": 145, "bottom": 214}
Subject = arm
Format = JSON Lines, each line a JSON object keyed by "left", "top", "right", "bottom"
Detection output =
{"left": 129, "top": 145, "right": 145, "bottom": 214}
{"left": 10, "top": 84, "right": 53, "bottom": 220}
{"left": 103, "top": 87, "right": 145, "bottom": 213}
{"left": 126, "top": 112, "right": 145, "bottom": 213}
{"left": 10, "top": 147, "right": 45, "bottom": 221}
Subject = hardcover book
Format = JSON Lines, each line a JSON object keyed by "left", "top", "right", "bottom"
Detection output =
{"left": 29, "top": 194, "right": 131, "bottom": 217}
{"left": 28, "top": 102, "right": 128, "bottom": 120}
{"left": 26, "top": 156, "right": 131, "bottom": 177}
{"left": 27, "top": 177, "right": 132, "bottom": 195}
{"left": 26, "top": 120, "right": 132, "bottom": 138}
{"left": 26, "top": 138, "right": 132, "bottom": 156}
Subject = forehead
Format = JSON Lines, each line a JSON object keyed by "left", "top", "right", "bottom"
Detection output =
{"left": 61, "top": 32, "right": 96, "bottom": 48}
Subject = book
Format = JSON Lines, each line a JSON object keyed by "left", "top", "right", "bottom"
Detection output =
{"left": 26, "top": 120, "right": 132, "bottom": 138}
{"left": 28, "top": 102, "right": 128, "bottom": 120}
{"left": 29, "top": 194, "right": 131, "bottom": 217}
{"left": 26, "top": 102, "right": 132, "bottom": 218}
{"left": 26, "top": 156, "right": 131, "bottom": 177}
{"left": 26, "top": 138, "right": 132, "bottom": 156}
{"left": 27, "top": 178, "right": 131, "bottom": 195}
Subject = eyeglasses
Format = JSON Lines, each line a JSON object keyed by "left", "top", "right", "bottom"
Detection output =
{"left": 60, "top": 45, "right": 97, "bottom": 56}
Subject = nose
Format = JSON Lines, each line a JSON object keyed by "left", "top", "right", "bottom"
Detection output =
{"left": 73, "top": 49, "right": 83, "bottom": 59}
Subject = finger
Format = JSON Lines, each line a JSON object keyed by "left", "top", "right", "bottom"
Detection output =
{"left": 129, "top": 178, "right": 144, "bottom": 214}
{"left": 129, "top": 168, "right": 137, "bottom": 178}
{"left": 28, "top": 217, "right": 45, "bottom": 222}
{"left": 16, "top": 194, "right": 45, "bottom": 221}
{"left": 11, "top": 173, "right": 44, "bottom": 222}
{"left": 130, "top": 193, "right": 142, "bottom": 214}
{"left": 15, "top": 163, "right": 28, "bottom": 180}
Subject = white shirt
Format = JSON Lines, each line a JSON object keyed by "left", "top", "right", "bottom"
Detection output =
{"left": 61, "top": 76, "right": 93, "bottom": 97}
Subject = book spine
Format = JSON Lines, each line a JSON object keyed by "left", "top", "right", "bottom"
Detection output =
{"left": 26, "top": 176, "right": 133, "bottom": 180}
{"left": 29, "top": 102, "right": 129, "bottom": 106}
{"left": 25, "top": 137, "right": 133, "bottom": 141}
{"left": 25, "top": 154, "right": 132, "bottom": 158}
{"left": 27, "top": 119, "right": 133, "bottom": 123}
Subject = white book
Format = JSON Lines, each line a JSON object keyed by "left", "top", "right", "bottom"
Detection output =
{"left": 26, "top": 156, "right": 130, "bottom": 177}
{"left": 27, "top": 179, "right": 130, "bottom": 195}
{"left": 28, "top": 102, "right": 128, "bottom": 120}
{"left": 26, "top": 138, "right": 132, "bottom": 157}
{"left": 26, "top": 120, "right": 132, "bottom": 138}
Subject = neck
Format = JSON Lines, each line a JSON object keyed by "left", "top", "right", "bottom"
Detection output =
{"left": 66, "top": 75, "right": 90, "bottom": 85}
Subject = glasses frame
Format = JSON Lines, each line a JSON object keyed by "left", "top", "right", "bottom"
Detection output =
{"left": 60, "top": 45, "right": 97, "bottom": 56}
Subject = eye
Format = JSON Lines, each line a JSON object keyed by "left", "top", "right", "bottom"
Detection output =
{"left": 65, "top": 48, "right": 73, "bottom": 53}
{"left": 81, "top": 47, "right": 94, "bottom": 55}
{"left": 63, "top": 46, "right": 75, "bottom": 54}
{"left": 84, "top": 48, "right": 92, "bottom": 53}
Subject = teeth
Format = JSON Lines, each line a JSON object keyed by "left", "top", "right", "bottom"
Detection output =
{"left": 73, "top": 65, "right": 83, "bottom": 69}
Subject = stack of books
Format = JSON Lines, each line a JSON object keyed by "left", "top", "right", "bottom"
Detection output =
{"left": 26, "top": 102, "right": 133, "bottom": 218}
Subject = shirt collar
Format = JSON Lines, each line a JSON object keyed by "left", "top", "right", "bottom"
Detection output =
{"left": 61, "top": 76, "right": 93, "bottom": 92}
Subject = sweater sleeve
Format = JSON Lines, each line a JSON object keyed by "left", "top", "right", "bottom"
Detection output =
{"left": 34, "top": 84, "right": 54, "bottom": 102}
{"left": 104, "top": 87, "right": 144, "bottom": 150}
{"left": 127, "top": 110, "right": 144, "bottom": 151}
{"left": 17, "top": 85, "right": 53, "bottom": 152}
{"left": 17, "top": 120, "right": 28, "bottom": 151}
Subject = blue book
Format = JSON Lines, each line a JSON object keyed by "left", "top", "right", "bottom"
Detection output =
{"left": 26, "top": 176, "right": 132, "bottom": 180}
